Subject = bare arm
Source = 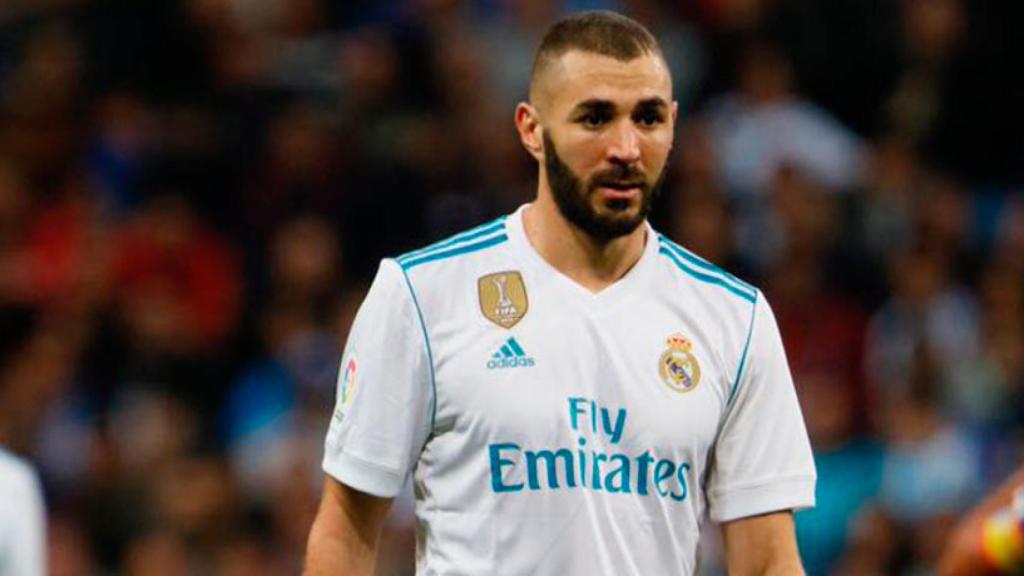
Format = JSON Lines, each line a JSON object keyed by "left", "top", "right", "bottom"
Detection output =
{"left": 722, "top": 511, "right": 805, "bottom": 576}
{"left": 304, "top": 476, "right": 393, "bottom": 576}
{"left": 938, "top": 465, "right": 1024, "bottom": 576}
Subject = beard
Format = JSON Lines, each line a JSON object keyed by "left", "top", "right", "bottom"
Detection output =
{"left": 543, "top": 132, "right": 665, "bottom": 243}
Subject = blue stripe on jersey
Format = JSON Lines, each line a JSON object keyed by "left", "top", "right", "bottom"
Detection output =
{"left": 728, "top": 292, "right": 760, "bottom": 405}
{"left": 500, "top": 345, "right": 514, "bottom": 357}
{"left": 507, "top": 338, "right": 525, "bottom": 356}
{"left": 658, "top": 235, "right": 755, "bottom": 294}
{"left": 399, "top": 234, "right": 508, "bottom": 270}
{"left": 658, "top": 247, "right": 756, "bottom": 303}
{"left": 397, "top": 217, "right": 508, "bottom": 264}
{"left": 397, "top": 264, "right": 437, "bottom": 433}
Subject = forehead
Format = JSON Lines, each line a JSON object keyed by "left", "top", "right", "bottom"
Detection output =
{"left": 540, "top": 50, "right": 672, "bottom": 111}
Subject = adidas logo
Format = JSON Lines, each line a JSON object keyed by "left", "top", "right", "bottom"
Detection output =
{"left": 487, "top": 337, "right": 536, "bottom": 369}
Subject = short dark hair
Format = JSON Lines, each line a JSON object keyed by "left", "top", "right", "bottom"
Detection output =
{"left": 529, "top": 11, "right": 664, "bottom": 97}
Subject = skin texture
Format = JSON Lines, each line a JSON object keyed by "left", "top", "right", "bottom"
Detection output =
{"left": 304, "top": 477, "right": 391, "bottom": 576}
{"left": 722, "top": 511, "right": 806, "bottom": 576}
{"left": 515, "top": 50, "right": 676, "bottom": 292}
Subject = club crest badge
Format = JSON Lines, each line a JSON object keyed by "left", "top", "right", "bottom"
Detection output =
{"left": 478, "top": 271, "right": 529, "bottom": 329}
{"left": 659, "top": 334, "right": 701, "bottom": 393}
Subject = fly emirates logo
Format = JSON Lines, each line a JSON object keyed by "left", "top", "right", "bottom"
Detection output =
{"left": 488, "top": 397, "right": 691, "bottom": 502}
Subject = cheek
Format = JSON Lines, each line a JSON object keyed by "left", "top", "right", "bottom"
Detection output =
{"left": 563, "top": 138, "right": 608, "bottom": 168}
{"left": 641, "top": 137, "right": 673, "bottom": 172}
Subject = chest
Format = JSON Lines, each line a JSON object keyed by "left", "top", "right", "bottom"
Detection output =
{"left": 428, "top": 287, "right": 732, "bottom": 460}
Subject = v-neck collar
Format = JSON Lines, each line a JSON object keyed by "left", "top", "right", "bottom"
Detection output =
{"left": 505, "top": 204, "right": 658, "bottom": 312}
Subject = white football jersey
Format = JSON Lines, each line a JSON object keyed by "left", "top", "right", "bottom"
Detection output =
{"left": 324, "top": 204, "right": 815, "bottom": 575}
{"left": 0, "top": 450, "right": 45, "bottom": 576}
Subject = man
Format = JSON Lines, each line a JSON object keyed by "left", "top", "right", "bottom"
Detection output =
{"left": 0, "top": 450, "right": 46, "bottom": 576}
{"left": 0, "top": 308, "right": 46, "bottom": 576}
{"left": 306, "top": 11, "right": 814, "bottom": 575}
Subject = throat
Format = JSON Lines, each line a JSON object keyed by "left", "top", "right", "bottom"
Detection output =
{"left": 523, "top": 202, "right": 647, "bottom": 294}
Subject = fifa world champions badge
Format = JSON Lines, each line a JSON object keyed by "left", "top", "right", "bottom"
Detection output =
{"left": 478, "top": 271, "right": 529, "bottom": 329}
{"left": 659, "top": 334, "right": 701, "bottom": 393}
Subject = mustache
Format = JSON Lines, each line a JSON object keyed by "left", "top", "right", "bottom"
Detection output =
{"left": 589, "top": 165, "right": 648, "bottom": 189}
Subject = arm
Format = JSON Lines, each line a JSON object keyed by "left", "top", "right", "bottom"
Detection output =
{"left": 310, "top": 260, "right": 432, "bottom": 573}
{"left": 938, "top": 465, "right": 1024, "bottom": 576}
{"left": 722, "top": 511, "right": 805, "bottom": 576}
{"left": 305, "top": 477, "right": 393, "bottom": 576}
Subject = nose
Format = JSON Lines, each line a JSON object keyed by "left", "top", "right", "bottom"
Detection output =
{"left": 606, "top": 121, "right": 641, "bottom": 165}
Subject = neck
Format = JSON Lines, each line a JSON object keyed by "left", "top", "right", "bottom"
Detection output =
{"left": 523, "top": 186, "right": 647, "bottom": 293}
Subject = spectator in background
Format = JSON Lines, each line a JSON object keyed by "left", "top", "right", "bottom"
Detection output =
{"left": 795, "top": 370, "right": 884, "bottom": 576}
{"left": 847, "top": 348, "right": 979, "bottom": 575}
{"left": 702, "top": 39, "right": 865, "bottom": 199}
{"left": 860, "top": 134, "right": 920, "bottom": 262}
{"left": 225, "top": 215, "right": 342, "bottom": 504}
{"left": 754, "top": 163, "right": 880, "bottom": 575}
{"left": 665, "top": 120, "right": 739, "bottom": 271}
{"left": 866, "top": 245, "right": 979, "bottom": 408}
{"left": 880, "top": 349, "right": 980, "bottom": 571}
{"left": 886, "top": 0, "right": 964, "bottom": 144}
{"left": 105, "top": 193, "right": 241, "bottom": 416}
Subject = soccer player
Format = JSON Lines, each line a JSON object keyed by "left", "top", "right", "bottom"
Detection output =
{"left": 0, "top": 448, "right": 46, "bottom": 576}
{"left": 306, "top": 11, "right": 815, "bottom": 575}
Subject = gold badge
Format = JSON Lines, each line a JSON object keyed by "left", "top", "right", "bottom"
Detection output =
{"left": 659, "top": 334, "right": 701, "bottom": 393}
{"left": 478, "top": 271, "right": 529, "bottom": 329}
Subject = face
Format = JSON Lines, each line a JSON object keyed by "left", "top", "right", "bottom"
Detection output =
{"left": 524, "top": 50, "right": 677, "bottom": 241}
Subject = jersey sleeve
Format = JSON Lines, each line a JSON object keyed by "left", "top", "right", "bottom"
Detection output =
{"left": 706, "top": 292, "right": 816, "bottom": 523}
{"left": 1, "top": 457, "right": 46, "bottom": 576}
{"left": 322, "top": 259, "right": 433, "bottom": 498}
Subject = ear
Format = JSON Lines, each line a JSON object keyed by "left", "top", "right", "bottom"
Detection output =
{"left": 671, "top": 100, "right": 679, "bottom": 124}
{"left": 515, "top": 102, "right": 545, "bottom": 163}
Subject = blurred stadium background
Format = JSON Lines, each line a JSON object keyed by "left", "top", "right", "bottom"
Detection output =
{"left": 0, "top": 0, "right": 1022, "bottom": 574}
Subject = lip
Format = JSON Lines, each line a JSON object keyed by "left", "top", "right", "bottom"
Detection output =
{"left": 596, "top": 186, "right": 642, "bottom": 201}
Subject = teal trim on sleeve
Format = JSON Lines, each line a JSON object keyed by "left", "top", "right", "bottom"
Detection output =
{"left": 658, "top": 247, "right": 756, "bottom": 303}
{"left": 400, "top": 234, "right": 508, "bottom": 270}
{"left": 658, "top": 235, "right": 756, "bottom": 294}
{"left": 396, "top": 262, "right": 437, "bottom": 434}
{"left": 397, "top": 217, "right": 507, "bottom": 263}
{"left": 728, "top": 291, "right": 759, "bottom": 405}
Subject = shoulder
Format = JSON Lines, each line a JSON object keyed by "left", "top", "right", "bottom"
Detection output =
{"left": 0, "top": 450, "right": 42, "bottom": 506}
{"left": 390, "top": 216, "right": 513, "bottom": 289}
{"left": 654, "top": 232, "right": 758, "bottom": 311}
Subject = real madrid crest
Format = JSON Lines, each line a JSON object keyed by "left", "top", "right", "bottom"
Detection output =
{"left": 478, "top": 271, "right": 528, "bottom": 329}
{"left": 659, "top": 334, "right": 701, "bottom": 393}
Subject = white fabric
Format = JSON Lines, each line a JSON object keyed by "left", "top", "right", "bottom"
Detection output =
{"left": 324, "top": 205, "right": 815, "bottom": 575}
{"left": 704, "top": 95, "right": 865, "bottom": 195}
{"left": 0, "top": 450, "right": 46, "bottom": 576}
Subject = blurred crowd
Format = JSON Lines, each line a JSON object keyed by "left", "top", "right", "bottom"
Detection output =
{"left": 0, "top": 0, "right": 1022, "bottom": 574}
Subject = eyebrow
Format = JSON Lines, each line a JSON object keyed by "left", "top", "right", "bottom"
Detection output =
{"left": 569, "top": 97, "right": 669, "bottom": 117}
{"left": 569, "top": 99, "right": 615, "bottom": 118}
{"left": 634, "top": 98, "right": 670, "bottom": 112}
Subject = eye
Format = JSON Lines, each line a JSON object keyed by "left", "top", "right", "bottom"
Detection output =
{"left": 578, "top": 110, "right": 610, "bottom": 128}
{"left": 634, "top": 109, "right": 664, "bottom": 127}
